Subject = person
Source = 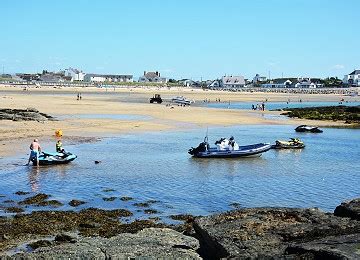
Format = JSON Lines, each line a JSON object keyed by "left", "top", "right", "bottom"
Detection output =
{"left": 56, "top": 140, "right": 65, "bottom": 153}
{"left": 27, "top": 139, "right": 41, "bottom": 166}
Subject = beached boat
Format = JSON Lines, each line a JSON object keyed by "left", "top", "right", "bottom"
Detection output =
{"left": 272, "top": 138, "right": 305, "bottom": 149}
{"left": 295, "top": 125, "right": 323, "bottom": 133}
{"left": 171, "top": 96, "right": 194, "bottom": 106}
{"left": 188, "top": 137, "right": 271, "bottom": 158}
{"left": 32, "top": 151, "right": 77, "bottom": 166}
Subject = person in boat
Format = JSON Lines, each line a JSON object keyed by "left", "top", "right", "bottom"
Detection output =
{"left": 56, "top": 140, "right": 66, "bottom": 154}
{"left": 229, "top": 136, "right": 240, "bottom": 151}
{"left": 27, "top": 139, "right": 42, "bottom": 166}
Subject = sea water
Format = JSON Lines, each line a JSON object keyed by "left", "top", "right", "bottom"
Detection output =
{"left": 0, "top": 125, "right": 359, "bottom": 220}
{"left": 207, "top": 101, "right": 360, "bottom": 110}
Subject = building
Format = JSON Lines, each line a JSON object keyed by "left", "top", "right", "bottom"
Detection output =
{"left": 253, "top": 74, "right": 267, "bottom": 83}
{"left": 64, "top": 68, "right": 85, "bottom": 81}
{"left": 84, "top": 74, "right": 133, "bottom": 83}
{"left": 261, "top": 79, "right": 293, "bottom": 88}
{"left": 138, "top": 71, "right": 168, "bottom": 83}
{"left": 221, "top": 76, "right": 245, "bottom": 88}
{"left": 343, "top": 70, "right": 360, "bottom": 86}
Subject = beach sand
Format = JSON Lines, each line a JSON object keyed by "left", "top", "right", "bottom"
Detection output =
{"left": 0, "top": 85, "right": 356, "bottom": 157}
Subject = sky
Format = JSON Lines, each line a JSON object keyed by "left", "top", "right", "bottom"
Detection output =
{"left": 1, "top": 0, "right": 359, "bottom": 80}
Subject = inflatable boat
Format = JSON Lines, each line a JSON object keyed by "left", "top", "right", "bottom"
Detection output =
{"left": 188, "top": 137, "right": 271, "bottom": 158}
{"left": 295, "top": 125, "right": 323, "bottom": 133}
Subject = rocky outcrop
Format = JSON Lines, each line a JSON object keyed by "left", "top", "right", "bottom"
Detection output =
{"left": 0, "top": 108, "right": 55, "bottom": 121}
{"left": 334, "top": 198, "right": 360, "bottom": 220}
{"left": 193, "top": 207, "right": 360, "bottom": 259}
{"left": 8, "top": 228, "right": 201, "bottom": 259}
{"left": 286, "top": 233, "right": 360, "bottom": 259}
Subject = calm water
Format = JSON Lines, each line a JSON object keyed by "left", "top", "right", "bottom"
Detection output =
{"left": 1, "top": 125, "right": 359, "bottom": 220}
{"left": 207, "top": 101, "right": 360, "bottom": 110}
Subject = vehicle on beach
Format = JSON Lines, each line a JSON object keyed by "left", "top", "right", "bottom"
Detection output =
{"left": 149, "top": 94, "right": 163, "bottom": 104}
{"left": 188, "top": 136, "right": 271, "bottom": 158}
{"left": 171, "top": 96, "right": 194, "bottom": 106}
{"left": 32, "top": 151, "right": 77, "bottom": 166}
{"left": 272, "top": 138, "right": 305, "bottom": 149}
{"left": 295, "top": 125, "right": 323, "bottom": 133}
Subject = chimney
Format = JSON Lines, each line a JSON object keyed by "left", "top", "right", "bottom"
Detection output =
{"left": 159, "top": 72, "right": 160, "bottom": 77}
{"left": 156, "top": 71, "right": 159, "bottom": 76}
{"left": 144, "top": 71, "right": 146, "bottom": 76}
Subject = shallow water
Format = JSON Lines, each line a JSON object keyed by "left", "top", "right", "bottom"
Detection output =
{"left": 1, "top": 125, "right": 359, "bottom": 220}
{"left": 207, "top": 101, "right": 360, "bottom": 110}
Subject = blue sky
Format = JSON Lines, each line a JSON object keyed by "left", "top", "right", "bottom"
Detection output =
{"left": 1, "top": 0, "right": 359, "bottom": 80}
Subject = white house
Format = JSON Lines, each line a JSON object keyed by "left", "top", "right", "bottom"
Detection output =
{"left": 221, "top": 76, "right": 245, "bottom": 88}
{"left": 343, "top": 70, "right": 360, "bottom": 86}
{"left": 138, "top": 71, "right": 168, "bottom": 83}
{"left": 262, "top": 79, "right": 293, "bottom": 88}
{"left": 64, "top": 68, "right": 85, "bottom": 81}
{"left": 84, "top": 74, "right": 133, "bottom": 83}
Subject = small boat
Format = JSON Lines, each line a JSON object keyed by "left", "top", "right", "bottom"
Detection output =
{"left": 272, "top": 138, "right": 305, "bottom": 149}
{"left": 32, "top": 151, "right": 77, "bottom": 166}
{"left": 295, "top": 125, "right": 323, "bottom": 133}
{"left": 188, "top": 137, "right": 271, "bottom": 158}
{"left": 171, "top": 96, "right": 194, "bottom": 106}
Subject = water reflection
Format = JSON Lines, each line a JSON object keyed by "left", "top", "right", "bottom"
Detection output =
{"left": 28, "top": 167, "right": 40, "bottom": 192}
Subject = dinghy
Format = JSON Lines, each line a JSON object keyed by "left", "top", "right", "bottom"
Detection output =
{"left": 188, "top": 136, "right": 271, "bottom": 158}
{"left": 295, "top": 125, "right": 323, "bottom": 133}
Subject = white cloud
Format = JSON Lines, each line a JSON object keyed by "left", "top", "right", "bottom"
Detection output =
{"left": 332, "top": 64, "right": 345, "bottom": 70}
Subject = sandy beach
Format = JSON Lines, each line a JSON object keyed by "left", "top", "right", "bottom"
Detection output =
{"left": 0, "top": 85, "right": 358, "bottom": 157}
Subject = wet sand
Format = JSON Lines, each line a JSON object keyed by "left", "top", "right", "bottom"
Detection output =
{"left": 0, "top": 85, "right": 355, "bottom": 157}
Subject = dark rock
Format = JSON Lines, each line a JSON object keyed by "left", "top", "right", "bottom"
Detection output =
{"left": 0, "top": 108, "right": 55, "bottom": 122}
{"left": 68, "top": 199, "right": 86, "bottom": 207}
{"left": 120, "top": 196, "right": 133, "bottom": 201}
{"left": 334, "top": 198, "right": 360, "bottom": 220}
{"left": 103, "top": 197, "right": 117, "bottom": 202}
{"left": 38, "top": 200, "right": 64, "bottom": 207}
{"left": 169, "top": 214, "right": 195, "bottom": 222}
{"left": 18, "top": 193, "right": 50, "bottom": 205}
{"left": 54, "top": 233, "right": 77, "bottom": 243}
{"left": 133, "top": 202, "right": 150, "bottom": 208}
{"left": 286, "top": 233, "right": 360, "bottom": 259}
{"left": 193, "top": 207, "right": 360, "bottom": 259}
{"left": 94, "top": 160, "right": 101, "bottom": 164}
{"left": 14, "top": 191, "right": 30, "bottom": 196}
{"left": 4, "top": 207, "right": 24, "bottom": 213}
{"left": 144, "top": 209, "right": 159, "bottom": 214}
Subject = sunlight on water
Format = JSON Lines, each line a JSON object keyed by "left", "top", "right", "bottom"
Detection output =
{"left": 1, "top": 125, "right": 359, "bottom": 220}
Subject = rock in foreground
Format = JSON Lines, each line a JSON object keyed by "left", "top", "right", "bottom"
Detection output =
{"left": 194, "top": 207, "right": 360, "bottom": 259}
{"left": 334, "top": 198, "right": 360, "bottom": 220}
{"left": 10, "top": 228, "right": 201, "bottom": 259}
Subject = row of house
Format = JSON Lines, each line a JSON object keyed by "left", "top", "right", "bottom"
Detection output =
{"left": 11, "top": 68, "right": 360, "bottom": 88}
{"left": 15, "top": 68, "right": 169, "bottom": 84}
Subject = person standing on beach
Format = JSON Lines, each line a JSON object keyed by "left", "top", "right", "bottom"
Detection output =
{"left": 27, "top": 139, "right": 42, "bottom": 166}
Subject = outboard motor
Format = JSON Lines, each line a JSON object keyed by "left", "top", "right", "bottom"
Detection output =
{"left": 188, "top": 142, "right": 207, "bottom": 155}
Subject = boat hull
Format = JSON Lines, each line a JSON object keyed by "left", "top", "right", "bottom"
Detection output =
{"left": 191, "top": 143, "right": 271, "bottom": 158}
{"left": 33, "top": 152, "right": 77, "bottom": 166}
